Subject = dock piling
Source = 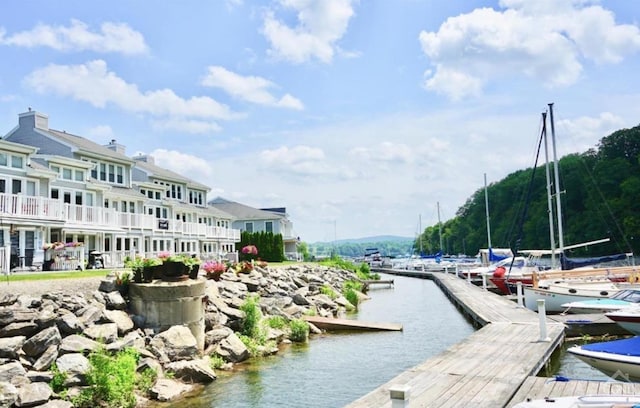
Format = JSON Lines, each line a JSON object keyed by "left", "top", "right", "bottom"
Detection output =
{"left": 389, "top": 384, "right": 410, "bottom": 408}
{"left": 516, "top": 281, "right": 524, "bottom": 307}
{"left": 537, "top": 299, "right": 550, "bottom": 341}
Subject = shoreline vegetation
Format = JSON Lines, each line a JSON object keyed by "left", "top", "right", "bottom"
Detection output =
{"left": 0, "top": 257, "right": 377, "bottom": 407}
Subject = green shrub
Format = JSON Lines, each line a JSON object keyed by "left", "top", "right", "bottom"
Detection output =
{"left": 240, "top": 295, "right": 262, "bottom": 338}
{"left": 50, "top": 363, "right": 67, "bottom": 393}
{"left": 73, "top": 347, "right": 139, "bottom": 408}
{"left": 303, "top": 308, "right": 317, "bottom": 316}
{"left": 210, "top": 354, "right": 226, "bottom": 369}
{"left": 266, "top": 315, "right": 287, "bottom": 329}
{"left": 320, "top": 284, "right": 338, "bottom": 299}
{"left": 343, "top": 280, "right": 363, "bottom": 292}
{"left": 136, "top": 368, "right": 157, "bottom": 395}
{"left": 289, "top": 319, "right": 309, "bottom": 342}
{"left": 344, "top": 288, "right": 359, "bottom": 309}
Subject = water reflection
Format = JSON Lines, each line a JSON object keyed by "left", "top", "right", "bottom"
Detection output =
{"left": 155, "top": 273, "right": 476, "bottom": 408}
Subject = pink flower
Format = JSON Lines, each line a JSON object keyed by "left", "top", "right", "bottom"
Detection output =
{"left": 241, "top": 245, "right": 258, "bottom": 255}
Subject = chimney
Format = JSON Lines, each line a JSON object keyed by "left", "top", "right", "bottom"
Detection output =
{"left": 18, "top": 109, "right": 49, "bottom": 131}
{"left": 133, "top": 154, "right": 155, "bottom": 165}
{"left": 105, "top": 139, "right": 126, "bottom": 155}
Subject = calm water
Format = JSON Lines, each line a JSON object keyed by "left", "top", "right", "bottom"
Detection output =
{"left": 156, "top": 273, "right": 612, "bottom": 408}
{"left": 159, "top": 273, "right": 476, "bottom": 408}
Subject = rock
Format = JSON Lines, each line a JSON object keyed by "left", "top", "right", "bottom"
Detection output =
{"left": 149, "top": 378, "right": 193, "bottom": 402}
{"left": 0, "top": 336, "right": 26, "bottom": 359}
{"left": 54, "top": 353, "right": 89, "bottom": 385}
{"left": 0, "top": 322, "right": 39, "bottom": 338}
{"left": 164, "top": 358, "right": 216, "bottom": 383}
{"left": 0, "top": 381, "right": 18, "bottom": 407}
{"left": 59, "top": 334, "right": 100, "bottom": 354}
{"left": 32, "top": 344, "right": 58, "bottom": 371}
{"left": 104, "top": 310, "right": 134, "bottom": 335}
{"left": 0, "top": 361, "right": 27, "bottom": 382}
{"left": 22, "top": 327, "right": 62, "bottom": 358}
{"left": 149, "top": 326, "right": 198, "bottom": 361}
{"left": 15, "top": 382, "right": 52, "bottom": 407}
{"left": 215, "top": 332, "right": 249, "bottom": 363}
{"left": 56, "top": 312, "right": 83, "bottom": 336}
{"left": 84, "top": 323, "right": 118, "bottom": 343}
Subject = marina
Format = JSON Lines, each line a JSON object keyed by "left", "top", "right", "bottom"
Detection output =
{"left": 346, "top": 268, "right": 640, "bottom": 408}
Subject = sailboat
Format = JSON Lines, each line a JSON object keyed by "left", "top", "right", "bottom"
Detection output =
{"left": 488, "top": 104, "right": 633, "bottom": 298}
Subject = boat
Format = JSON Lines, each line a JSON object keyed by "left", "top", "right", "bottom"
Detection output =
{"left": 567, "top": 336, "right": 640, "bottom": 382}
{"left": 605, "top": 307, "right": 640, "bottom": 335}
{"left": 512, "top": 394, "right": 640, "bottom": 408}
{"left": 523, "top": 279, "right": 623, "bottom": 314}
{"left": 561, "top": 288, "right": 640, "bottom": 314}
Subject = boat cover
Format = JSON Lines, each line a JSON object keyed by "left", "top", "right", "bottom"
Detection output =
{"left": 560, "top": 252, "right": 628, "bottom": 270}
{"left": 581, "top": 335, "right": 640, "bottom": 356}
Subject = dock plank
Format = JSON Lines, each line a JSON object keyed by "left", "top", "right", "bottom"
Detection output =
{"left": 347, "top": 271, "right": 565, "bottom": 408}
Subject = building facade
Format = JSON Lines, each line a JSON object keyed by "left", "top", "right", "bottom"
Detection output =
{"left": 0, "top": 109, "right": 244, "bottom": 272}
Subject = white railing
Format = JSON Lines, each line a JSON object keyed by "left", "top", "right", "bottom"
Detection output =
{"left": 0, "top": 193, "right": 241, "bottom": 243}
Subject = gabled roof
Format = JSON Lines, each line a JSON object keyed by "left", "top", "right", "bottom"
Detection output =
{"left": 47, "top": 129, "right": 135, "bottom": 165}
{"left": 133, "top": 157, "right": 210, "bottom": 191}
{"left": 209, "top": 197, "right": 285, "bottom": 221}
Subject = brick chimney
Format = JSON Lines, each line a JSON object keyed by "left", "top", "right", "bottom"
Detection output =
{"left": 133, "top": 154, "right": 155, "bottom": 165}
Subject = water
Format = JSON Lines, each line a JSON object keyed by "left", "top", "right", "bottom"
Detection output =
{"left": 159, "top": 273, "right": 476, "bottom": 407}
{"left": 155, "top": 273, "right": 615, "bottom": 408}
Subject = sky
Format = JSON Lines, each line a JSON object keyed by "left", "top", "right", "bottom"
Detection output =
{"left": 1, "top": 0, "right": 640, "bottom": 244}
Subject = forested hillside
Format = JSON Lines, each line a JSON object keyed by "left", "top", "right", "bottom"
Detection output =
{"left": 417, "top": 124, "right": 640, "bottom": 258}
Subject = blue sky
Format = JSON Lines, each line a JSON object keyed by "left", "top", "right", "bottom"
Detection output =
{"left": 1, "top": 0, "right": 639, "bottom": 244}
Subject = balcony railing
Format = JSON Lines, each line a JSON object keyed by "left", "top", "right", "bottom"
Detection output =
{"left": 0, "top": 193, "right": 240, "bottom": 241}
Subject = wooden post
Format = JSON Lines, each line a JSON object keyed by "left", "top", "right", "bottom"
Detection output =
{"left": 537, "top": 299, "right": 550, "bottom": 342}
{"left": 390, "top": 384, "right": 410, "bottom": 408}
{"left": 516, "top": 282, "right": 524, "bottom": 307}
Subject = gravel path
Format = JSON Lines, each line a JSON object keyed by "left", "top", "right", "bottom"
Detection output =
{"left": 0, "top": 276, "right": 106, "bottom": 298}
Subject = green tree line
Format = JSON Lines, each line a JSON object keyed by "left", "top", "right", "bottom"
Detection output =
{"left": 417, "top": 124, "right": 640, "bottom": 258}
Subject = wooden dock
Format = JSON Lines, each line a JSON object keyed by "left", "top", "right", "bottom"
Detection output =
{"left": 347, "top": 270, "right": 570, "bottom": 408}
{"left": 302, "top": 315, "right": 402, "bottom": 331}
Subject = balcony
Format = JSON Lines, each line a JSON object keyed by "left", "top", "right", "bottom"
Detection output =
{"left": 0, "top": 193, "right": 240, "bottom": 242}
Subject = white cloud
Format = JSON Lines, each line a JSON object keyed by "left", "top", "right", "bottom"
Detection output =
{"left": 556, "top": 112, "right": 624, "bottom": 153}
{"left": 24, "top": 60, "right": 244, "bottom": 132}
{"left": 201, "top": 66, "right": 303, "bottom": 110}
{"left": 349, "top": 142, "right": 416, "bottom": 164}
{"left": 261, "top": 0, "right": 357, "bottom": 64}
{"left": 419, "top": 1, "right": 640, "bottom": 100}
{"left": 86, "top": 125, "right": 115, "bottom": 143}
{"left": 0, "top": 19, "right": 148, "bottom": 54}
{"left": 151, "top": 118, "right": 222, "bottom": 134}
{"left": 149, "top": 149, "right": 214, "bottom": 183}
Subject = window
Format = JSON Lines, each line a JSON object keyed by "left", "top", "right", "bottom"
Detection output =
{"left": 11, "top": 156, "right": 23, "bottom": 169}
{"left": 245, "top": 222, "right": 254, "bottom": 233}
{"left": 265, "top": 221, "right": 273, "bottom": 233}
{"left": 100, "top": 163, "right": 106, "bottom": 181}
{"left": 74, "top": 170, "right": 84, "bottom": 181}
{"left": 12, "top": 180, "right": 21, "bottom": 194}
{"left": 62, "top": 168, "right": 72, "bottom": 180}
{"left": 0, "top": 179, "right": 5, "bottom": 194}
{"left": 117, "top": 166, "right": 123, "bottom": 184}
{"left": 0, "top": 153, "right": 6, "bottom": 166}
{"left": 90, "top": 161, "right": 97, "bottom": 179}
{"left": 75, "top": 192, "right": 82, "bottom": 205}
{"left": 129, "top": 202, "right": 135, "bottom": 213}
{"left": 26, "top": 181, "right": 36, "bottom": 196}
{"left": 51, "top": 188, "right": 59, "bottom": 199}
{"left": 108, "top": 164, "right": 115, "bottom": 182}
{"left": 50, "top": 165, "right": 60, "bottom": 174}
{"left": 63, "top": 192, "right": 71, "bottom": 204}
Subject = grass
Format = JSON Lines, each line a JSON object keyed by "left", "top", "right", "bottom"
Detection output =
{"left": 1, "top": 269, "right": 117, "bottom": 282}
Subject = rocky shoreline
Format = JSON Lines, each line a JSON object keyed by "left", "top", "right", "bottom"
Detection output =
{"left": 0, "top": 264, "right": 363, "bottom": 407}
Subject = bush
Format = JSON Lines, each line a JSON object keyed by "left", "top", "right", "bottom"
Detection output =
{"left": 266, "top": 315, "right": 287, "bottom": 329}
{"left": 344, "top": 288, "right": 359, "bottom": 309}
{"left": 210, "top": 354, "right": 226, "bottom": 369}
{"left": 320, "top": 284, "right": 338, "bottom": 299}
{"left": 240, "top": 295, "right": 262, "bottom": 338}
{"left": 73, "top": 347, "right": 139, "bottom": 408}
{"left": 289, "top": 319, "right": 309, "bottom": 342}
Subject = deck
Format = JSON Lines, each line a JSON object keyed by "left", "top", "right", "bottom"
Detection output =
{"left": 346, "top": 270, "right": 569, "bottom": 407}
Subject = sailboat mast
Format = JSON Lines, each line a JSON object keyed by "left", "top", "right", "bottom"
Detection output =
{"left": 542, "top": 111, "right": 557, "bottom": 268}
{"left": 437, "top": 202, "right": 443, "bottom": 253}
{"left": 484, "top": 173, "right": 492, "bottom": 250}
{"left": 548, "top": 103, "right": 565, "bottom": 253}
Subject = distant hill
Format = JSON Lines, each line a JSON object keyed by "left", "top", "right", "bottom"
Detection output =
{"left": 309, "top": 236, "right": 414, "bottom": 258}
{"left": 315, "top": 235, "right": 413, "bottom": 245}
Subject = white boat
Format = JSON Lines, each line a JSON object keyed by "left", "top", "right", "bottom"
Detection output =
{"left": 523, "top": 279, "right": 621, "bottom": 314}
{"left": 561, "top": 289, "right": 640, "bottom": 314}
{"left": 512, "top": 394, "right": 640, "bottom": 408}
{"left": 605, "top": 307, "right": 640, "bottom": 335}
{"left": 567, "top": 336, "right": 640, "bottom": 382}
